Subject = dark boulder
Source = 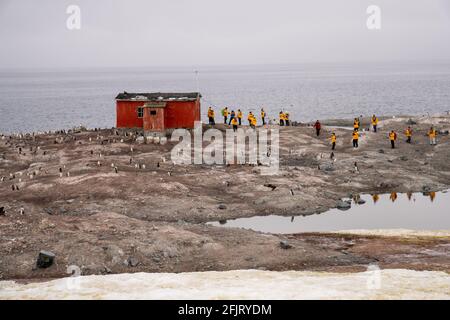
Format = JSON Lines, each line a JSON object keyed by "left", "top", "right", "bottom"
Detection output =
{"left": 127, "top": 257, "right": 139, "bottom": 267}
{"left": 36, "top": 251, "right": 55, "bottom": 269}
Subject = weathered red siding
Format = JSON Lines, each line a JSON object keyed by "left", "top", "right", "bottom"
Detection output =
{"left": 164, "top": 100, "right": 200, "bottom": 129}
{"left": 116, "top": 101, "right": 145, "bottom": 129}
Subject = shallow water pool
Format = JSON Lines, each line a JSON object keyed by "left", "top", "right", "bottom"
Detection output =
{"left": 208, "top": 191, "right": 450, "bottom": 234}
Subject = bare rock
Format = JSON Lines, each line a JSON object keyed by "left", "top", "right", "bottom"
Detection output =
{"left": 336, "top": 200, "right": 351, "bottom": 211}
{"left": 127, "top": 257, "right": 139, "bottom": 267}
{"left": 280, "top": 240, "right": 292, "bottom": 249}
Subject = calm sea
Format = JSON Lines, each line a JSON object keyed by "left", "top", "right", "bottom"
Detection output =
{"left": 1, "top": 62, "right": 450, "bottom": 134}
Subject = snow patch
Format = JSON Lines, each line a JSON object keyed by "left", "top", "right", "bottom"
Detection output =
{"left": 1, "top": 269, "right": 449, "bottom": 300}
{"left": 333, "top": 229, "right": 450, "bottom": 238}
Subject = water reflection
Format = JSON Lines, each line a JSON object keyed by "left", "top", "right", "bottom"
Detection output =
{"left": 208, "top": 190, "right": 450, "bottom": 234}
{"left": 406, "top": 192, "right": 413, "bottom": 201}
{"left": 372, "top": 194, "right": 380, "bottom": 204}
{"left": 421, "top": 191, "right": 437, "bottom": 202}
{"left": 390, "top": 192, "right": 398, "bottom": 202}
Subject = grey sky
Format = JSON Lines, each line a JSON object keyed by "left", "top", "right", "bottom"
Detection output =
{"left": 0, "top": 0, "right": 449, "bottom": 68}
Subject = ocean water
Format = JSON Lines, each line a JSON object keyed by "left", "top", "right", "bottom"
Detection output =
{"left": 1, "top": 61, "right": 450, "bottom": 134}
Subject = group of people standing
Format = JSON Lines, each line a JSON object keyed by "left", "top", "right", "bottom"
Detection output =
{"left": 207, "top": 108, "right": 440, "bottom": 149}
{"left": 207, "top": 107, "right": 290, "bottom": 131}
{"left": 316, "top": 114, "right": 439, "bottom": 151}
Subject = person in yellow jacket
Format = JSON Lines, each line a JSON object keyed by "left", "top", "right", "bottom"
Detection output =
{"left": 353, "top": 118, "right": 360, "bottom": 131}
{"left": 371, "top": 115, "right": 378, "bottom": 132}
{"left": 248, "top": 112, "right": 254, "bottom": 126}
{"left": 261, "top": 108, "right": 266, "bottom": 125}
{"left": 279, "top": 111, "right": 285, "bottom": 126}
{"left": 231, "top": 117, "right": 238, "bottom": 132}
{"left": 352, "top": 129, "right": 359, "bottom": 148}
{"left": 207, "top": 107, "right": 215, "bottom": 125}
{"left": 237, "top": 109, "right": 243, "bottom": 125}
{"left": 250, "top": 115, "right": 257, "bottom": 129}
{"left": 285, "top": 112, "right": 290, "bottom": 126}
{"left": 331, "top": 133, "right": 337, "bottom": 150}
{"left": 389, "top": 130, "right": 397, "bottom": 149}
{"left": 221, "top": 107, "right": 229, "bottom": 124}
{"left": 428, "top": 126, "right": 437, "bottom": 145}
{"left": 405, "top": 126, "right": 412, "bottom": 143}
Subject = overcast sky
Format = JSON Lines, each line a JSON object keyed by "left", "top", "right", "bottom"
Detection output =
{"left": 0, "top": 0, "right": 449, "bottom": 68}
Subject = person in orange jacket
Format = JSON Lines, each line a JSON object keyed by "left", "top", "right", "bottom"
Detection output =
{"left": 352, "top": 129, "right": 359, "bottom": 148}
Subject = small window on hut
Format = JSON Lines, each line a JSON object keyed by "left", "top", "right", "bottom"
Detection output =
{"left": 150, "top": 110, "right": 157, "bottom": 115}
{"left": 137, "top": 107, "right": 144, "bottom": 118}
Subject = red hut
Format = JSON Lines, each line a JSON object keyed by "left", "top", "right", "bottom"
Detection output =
{"left": 115, "top": 92, "right": 201, "bottom": 133}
